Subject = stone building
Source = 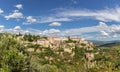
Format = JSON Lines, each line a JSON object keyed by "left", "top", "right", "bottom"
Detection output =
{"left": 85, "top": 53, "right": 94, "bottom": 61}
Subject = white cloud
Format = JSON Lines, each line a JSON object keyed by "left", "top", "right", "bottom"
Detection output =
{"left": 24, "top": 30, "right": 29, "bottom": 33}
{"left": 56, "top": 7, "right": 120, "bottom": 22}
{"left": 49, "top": 22, "right": 61, "bottom": 26}
{"left": 24, "top": 16, "right": 37, "bottom": 24}
{"left": 14, "top": 26, "right": 21, "bottom": 30}
{"left": 57, "top": 22, "right": 120, "bottom": 40}
{"left": 62, "top": 22, "right": 108, "bottom": 36}
{"left": 100, "top": 31, "right": 109, "bottom": 37}
{"left": 106, "top": 25, "right": 120, "bottom": 38}
{"left": 0, "top": 25, "right": 4, "bottom": 29}
{"left": 0, "top": 8, "right": 4, "bottom": 14}
{"left": 5, "top": 11, "right": 23, "bottom": 20}
{"left": 43, "top": 29, "right": 60, "bottom": 35}
{"left": 99, "top": 22, "right": 108, "bottom": 27}
{"left": 39, "top": 17, "right": 71, "bottom": 23}
{"left": 13, "top": 10, "right": 19, "bottom": 13}
{"left": 35, "top": 7, "right": 120, "bottom": 24}
{"left": 15, "top": 4, "right": 23, "bottom": 9}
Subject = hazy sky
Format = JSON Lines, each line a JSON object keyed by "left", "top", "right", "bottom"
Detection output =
{"left": 0, "top": 0, "right": 120, "bottom": 41}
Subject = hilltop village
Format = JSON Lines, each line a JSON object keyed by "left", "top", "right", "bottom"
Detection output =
{"left": 16, "top": 33, "right": 95, "bottom": 62}
{"left": 17, "top": 33, "right": 94, "bottom": 48}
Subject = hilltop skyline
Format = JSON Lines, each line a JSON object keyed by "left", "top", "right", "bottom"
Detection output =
{"left": 0, "top": 0, "right": 120, "bottom": 41}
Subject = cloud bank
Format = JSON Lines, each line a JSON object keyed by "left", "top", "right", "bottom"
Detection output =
{"left": 36, "top": 7, "right": 120, "bottom": 23}
{"left": 5, "top": 10, "right": 23, "bottom": 20}
{"left": 0, "top": 22, "right": 120, "bottom": 40}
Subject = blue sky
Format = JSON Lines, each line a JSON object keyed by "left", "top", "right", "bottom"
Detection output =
{"left": 0, "top": 0, "right": 120, "bottom": 41}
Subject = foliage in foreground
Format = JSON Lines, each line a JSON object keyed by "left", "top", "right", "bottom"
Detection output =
{"left": 0, "top": 33, "right": 29, "bottom": 72}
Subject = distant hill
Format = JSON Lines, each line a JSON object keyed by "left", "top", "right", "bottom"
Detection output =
{"left": 97, "top": 42, "right": 120, "bottom": 48}
{"left": 88, "top": 40, "right": 120, "bottom": 48}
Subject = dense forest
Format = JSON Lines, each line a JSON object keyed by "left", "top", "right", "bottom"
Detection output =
{"left": 0, "top": 33, "right": 120, "bottom": 72}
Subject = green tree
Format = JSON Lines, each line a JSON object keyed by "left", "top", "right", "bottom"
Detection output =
{"left": 0, "top": 33, "right": 28, "bottom": 72}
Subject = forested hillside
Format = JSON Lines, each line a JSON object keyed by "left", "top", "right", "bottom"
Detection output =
{"left": 0, "top": 33, "right": 120, "bottom": 72}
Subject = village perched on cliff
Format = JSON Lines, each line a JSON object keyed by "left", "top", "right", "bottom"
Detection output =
{"left": 16, "top": 33, "right": 95, "bottom": 61}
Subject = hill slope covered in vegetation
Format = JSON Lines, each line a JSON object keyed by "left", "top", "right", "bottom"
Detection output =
{"left": 0, "top": 33, "right": 120, "bottom": 72}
